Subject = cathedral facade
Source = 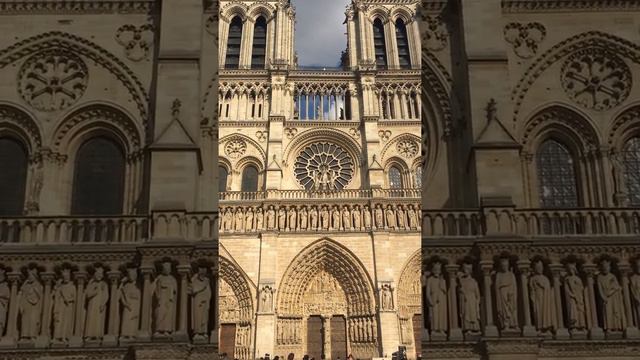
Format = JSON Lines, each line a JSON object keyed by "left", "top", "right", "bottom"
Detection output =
{"left": 217, "top": 1, "right": 421, "bottom": 360}
{"left": 422, "top": 1, "right": 640, "bottom": 359}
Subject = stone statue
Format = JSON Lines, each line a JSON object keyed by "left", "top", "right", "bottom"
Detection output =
{"left": 190, "top": 266, "right": 212, "bottom": 338}
{"left": 153, "top": 261, "right": 177, "bottom": 335}
{"left": 564, "top": 261, "right": 587, "bottom": 331}
{"left": 224, "top": 208, "right": 234, "bottom": 231}
{"left": 630, "top": 258, "right": 640, "bottom": 328}
{"left": 425, "top": 261, "right": 447, "bottom": 335}
{"left": 0, "top": 268, "right": 9, "bottom": 337}
{"left": 19, "top": 266, "right": 43, "bottom": 339}
{"left": 352, "top": 206, "right": 361, "bottom": 230}
{"left": 321, "top": 206, "right": 330, "bottom": 230}
{"left": 529, "top": 260, "right": 554, "bottom": 333}
{"left": 266, "top": 206, "right": 276, "bottom": 230}
{"left": 309, "top": 206, "right": 318, "bottom": 230}
{"left": 287, "top": 206, "right": 297, "bottom": 231}
{"left": 234, "top": 208, "right": 244, "bottom": 232}
{"left": 299, "top": 207, "right": 308, "bottom": 230}
{"left": 380, "top": 284, "right": 393, "bottom": 310}
{"left": 397, "top": 205, "right": 406, "bottom": 229}
{"left": 245, "top": 208, "right": 254, "bottom": 231}
{"left": 255, "top": 207, "right": 264, "bottom": 230}
{"left": 342, "top": 206, "right": 351, "bottom": 230}
{"left": 385, "top": 205, "right": 396, "bottom": 229}
{"left": 52, "top": 266, "right": 76, "bottom": 343}
{"left": 84, "top": 266, "right": 109, "bottom": 340}
{"left": 332, "top": 206, "right": 341, "bottom": 230}
{"left": 597, "top": 259, "right": 626, "bottom": 331}
{"left": 495, "top": 257, "right": 518, "bottom": 331}
{"left": 458, "top": 262, "right": 481, "bottom": 333}
{"left": 278, "top": 207, "right": 286, "bottom": 230}
{"left": 260, "top": 285, "right": 273, "bottom": 312}
{"left": 363, "top": 205, "right": 372, "bottom": 229}
{"left": 119, "top": 266, "right": 141, "bottom": 340}
{"left": 374, "top": 205, "right": 384, "bottom": 229}
{"left": 407, "top": 205, "right": 418, "bottom": 229}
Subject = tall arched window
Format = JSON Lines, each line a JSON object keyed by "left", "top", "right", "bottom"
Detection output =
{"left": 251, "top": 16, "right": 267, "bottom": 69}
{"left": 536, "top": 139, "right": 578, "bottom": 208}
{"left": 389, "top": 166, "right": 403, "bottom": 189}
{"left": 241, "top": 165, "right": 259, "bottom": 192}
{"left": 623, "top": 137, "right": 640, "bottom": 206}
{"left": 0, "top": 138, "right": 28, "bottom": 215}
{"left": 373, "top": 18, "right": 387, "bottom": 68}
{"left": 395, "top": 19, "right": 411, "bottom": 69}
{"left": 226, "top": 16, "right": 243, "bottom": 69}
{"left": 219, "top": 166, "right": 229, "bottom": 192}
{"left": 71, "top": 137, "right": 125, "bottom": 215}
{"left": 414, "top": 166, "right": 422, "bottom": 188}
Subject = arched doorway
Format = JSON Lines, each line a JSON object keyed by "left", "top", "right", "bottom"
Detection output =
{"left": 219, "top": 256, "right": 255, "bottom": 360}
{"left": 276, "top": 239, "right": 379, "bottom": 360}
{"left": 397, "top": 250, "right": 422, "bottom": 359}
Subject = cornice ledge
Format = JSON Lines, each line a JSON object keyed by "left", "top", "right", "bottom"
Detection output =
{"left": 502, "top": 0, "right": 640, "bottom": 13}
{"left": 0, "top": 0, "right": 156, "bottom": 15}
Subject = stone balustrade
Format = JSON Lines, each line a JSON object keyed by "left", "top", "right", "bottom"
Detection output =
{"left": 0, "top": 216, "right": 149, "bottom": 243}
{"left": 219, "top": 189, "right": 421, "bottom": 202}
{"left": 423, "top": 241, "right": 640, "bottom": 344}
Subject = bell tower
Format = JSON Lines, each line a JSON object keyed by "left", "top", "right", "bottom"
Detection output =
{"left": 219, "top": 0, "right": 295, "bottom": 69}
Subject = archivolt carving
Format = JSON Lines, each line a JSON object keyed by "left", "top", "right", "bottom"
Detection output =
{"left": 520, "top": 105, "right": 600, "bottom": 150}
{"left": 0, "top": 32, "right": 149, "bottom": 120}
{"left": 389, "top": 4, "right": 414, "bottom": 23}
{"left": 381, "top": 133, "right": 421, "bottom": 161}
{"left": 219, "top": 1, "right": 249, "bottom": 22}
{"left": 608, "top": 105, "right": 640, "bottom": 147}
{"left": 219, "top": 134, "right": 266, "bottom": 164}
{"left": 512, "top": 31, "right": 640, "bottom": 122}
{"left": 52, "top": 104, "right": 143, "bottom": 154}
{"left": 276, "top": 238, "right": 375, "bottom": 317}
{"left": 247, "top": 1, "right": 276, "bottom": 20}
{"left": 0, "top": 104, "right": 42, "bottom": 150}
{"left": 219, "top": 81, "right": 270, "bottom": 97}
{"left": 283, "top": 128, "right": 362, "bottom": 172}
{"left": 397, "top": 249, "right": 421, "bottom": 318}
{"left": 219, "top": 255, "right": 254, "bottom": 324}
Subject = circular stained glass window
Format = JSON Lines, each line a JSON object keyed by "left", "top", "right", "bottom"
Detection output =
{"left": 294, "top": 142, "right": 354, "bottom": 191}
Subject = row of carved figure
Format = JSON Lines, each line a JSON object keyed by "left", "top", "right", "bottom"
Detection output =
{"left": 220, "top": 204, "right": 421, "bottom": 233}
{"left": 0, "top": 260, "right": 216, "bottom": 347}
{"left": 424, "top": 255, "right": 640, "bottom": 340}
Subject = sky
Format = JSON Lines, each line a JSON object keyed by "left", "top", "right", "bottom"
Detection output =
{"left": 294, "top": 0, "right": 349, "bottom": 67}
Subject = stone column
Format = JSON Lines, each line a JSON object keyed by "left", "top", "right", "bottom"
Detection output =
{"left": 35, "top": 272, "right": 54, "bottom": 348}
{"left": 550, "top": 265, "right": 569, "bottom": 339}
{"left": 0, "top": 272, "right": 21, "bottom": 347}
{"left": 446, "top": 265, "right": 463, "bottom": 340}
{"left": 620, "top": 266, "right": 640, "bottom": 338}
{"left": 103, "top": 271, "right": 121, "bottom": 346}
{"left": 175, "top": 265, "right": 190, "bottom": 342}
{"left": 138, "top": 267, "right": 153, "bottom": 341}
{"left": 518, "top": 262, "right": 536, "bottom": 337}
{"left": 69, "top": 272, "right": 87, "bottom": 347}
{"left": 210, "top": 266, "right": 218, "bottom": 344}
{"left": 481, "top": 263, "right": 498, "bottom": 337}
{"left": 322, "top": 315, "right": 332, "bottom": 360}
{"left": 584, "top": 265, "right": 605, "bottom": 339}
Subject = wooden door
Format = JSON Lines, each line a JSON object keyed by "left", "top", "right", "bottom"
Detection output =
{"left": 412, "top": 314, "right": 422, "bottom": 359}
{"left": 220, "top": 323, "right": 237, "bottom": 358}
{"left": 330, "top": 316, "right": 347, "bottom": 360}
{"left": 306, "top": 316, "right": 323, "bottom": 360}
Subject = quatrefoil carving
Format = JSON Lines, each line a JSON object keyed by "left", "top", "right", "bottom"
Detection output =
{"left": 115, "top": 24, "right": 154, "bottom": 61}
{"left": 504, "top": 22, "right": 546, "bottom": 59}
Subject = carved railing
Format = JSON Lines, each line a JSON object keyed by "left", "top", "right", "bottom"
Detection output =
{"left": 422, "top": 210, "right": 483, "bottom": 237}
{"left": 511, "top": 208, "right": 640, "bottom": 236}
{"left": 0, "top": 215, "right": 148, "bottom": 243}
{"left": 220, "top": 189, "right": 421, "bottom": 202}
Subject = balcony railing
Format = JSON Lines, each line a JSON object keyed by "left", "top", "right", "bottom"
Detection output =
{"left": 0, "top": 215, "right": 149, "bottom": 243}
{"left": 219, "top": 189, "right": 421, "bottom": 202}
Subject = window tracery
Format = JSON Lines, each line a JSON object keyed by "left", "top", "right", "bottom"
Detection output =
{"left": 622, "top": 137, "right": 640, "bottom": 206}
{"left": 389, "top": 166, "right": 403, "bottom": 189}
{"left": 225, "top": 16, "right": 243, "bottom": 69}
{"left": 536, "top": 139, "right": 579, "bottom": 208}
{"left": 294, "top": 142, "right": 354, "bottom": 191}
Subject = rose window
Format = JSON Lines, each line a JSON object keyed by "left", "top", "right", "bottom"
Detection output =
{"left": 18, "top": 50, "right": 88, "bottom": 112}
{"left": 224, "top": 139, "right": 247, "bottom": 158}
{"left": 294, "top": 142, "right": 354, "bottom": 191}
{"left": 561, "top": 48, "right": 631, "bottom": 111}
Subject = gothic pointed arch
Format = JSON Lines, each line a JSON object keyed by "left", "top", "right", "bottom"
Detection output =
{"left": 0, "top": 103, "right": 42, "bottom": 153}
{"left": 396, "top": 249, "right": 421, "bottom": 356}
{"left": 219, "top": 249, "right": 256, "bottom": 360}
{"left": 276, "top": 238, "right": 379, "bottom": 359}
{"left": 0, "top": 31, "right": 149, "bottom": 120}
{"left": 512, "top": 31, "right": 640, "bottom": 122}
{"left": 220, "top": 133, "right": 267, "bottom": 165}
